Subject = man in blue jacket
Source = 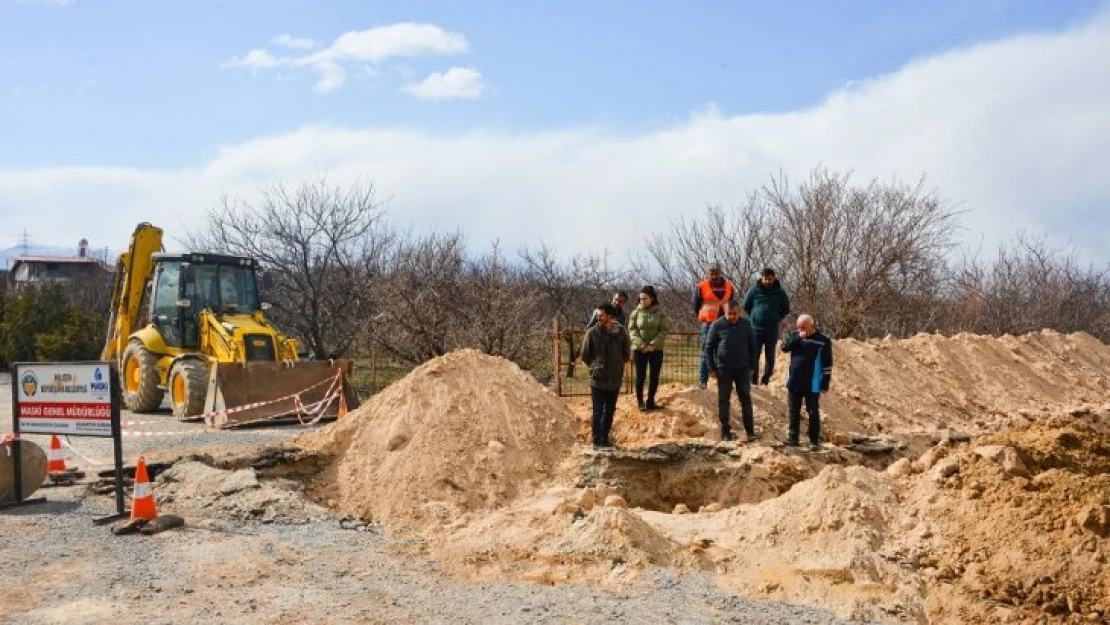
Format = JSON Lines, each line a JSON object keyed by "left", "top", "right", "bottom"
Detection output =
{"left": 742, "top": 268, "right": 790, "bottom": 386}
{"left": 781, "top": 314, "right": 833, "bottom": 451}
{"left": 705, "top": 301, "right": 758, "bottom": 442}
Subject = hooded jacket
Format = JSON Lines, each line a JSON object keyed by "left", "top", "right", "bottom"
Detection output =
{"left": 742, "top": 279, "right": 791, "bottom": 334}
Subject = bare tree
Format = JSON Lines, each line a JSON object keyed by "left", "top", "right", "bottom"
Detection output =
{"left": 946, "top": 233, "right": 1110, "bottom": 340}
{"left": 638, "top": 196, "right": 778, "bottom": 300}
{"left": 369, "top": 230, "right": 466, "bottom": 364}
{"left": 184, "top": 177, "right": 392, "bottom": 358}
{"left": 461, "top": 242, "right": 546, "bottom": 366}
{"left": 519, "top": 243, "right": 628, "bottom": 325}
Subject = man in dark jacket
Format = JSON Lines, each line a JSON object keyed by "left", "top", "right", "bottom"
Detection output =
{"left": 781, "top": 314, "right": 833, "bottom": 451}
{"left": 580, "top": 302, "right": 631, "bottom": 450}
{"left": 705, "top": 301, "right": 758, "bottom": 442}
{"left": 742, "top": 268, "right": 790, "bottom": 386}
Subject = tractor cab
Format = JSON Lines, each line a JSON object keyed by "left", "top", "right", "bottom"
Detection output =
{"left": 148, "top": 253, "right": 262, "bottom": 349}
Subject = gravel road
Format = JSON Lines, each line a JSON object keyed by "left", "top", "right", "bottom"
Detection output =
{"left": 1, "top": 375, "right": 862, "bottom": 624}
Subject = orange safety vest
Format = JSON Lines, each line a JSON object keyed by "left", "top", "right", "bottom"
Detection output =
{"left": 697, "top": 279, "right": 733, "bottom": 323}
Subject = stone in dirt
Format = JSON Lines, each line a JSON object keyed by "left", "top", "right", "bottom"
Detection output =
{"left": 0, "top": 439, "right": 47, "bottom": 503}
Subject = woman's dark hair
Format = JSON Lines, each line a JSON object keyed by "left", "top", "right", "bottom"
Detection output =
{"left": 639, "top": 285, "right": 659, "bottom": 306}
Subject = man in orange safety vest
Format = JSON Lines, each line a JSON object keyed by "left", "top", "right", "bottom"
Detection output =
{"left": 692, "top": 263, "right": 737, "bottom": 389}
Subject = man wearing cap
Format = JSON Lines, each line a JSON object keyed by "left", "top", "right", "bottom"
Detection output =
{"left": 692, "top": 264, "right": 737, "bottom": 389}
{"left": 742, "top": 268, "right": 791, "bottom": 385}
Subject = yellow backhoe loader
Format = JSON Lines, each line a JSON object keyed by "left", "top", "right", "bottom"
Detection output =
{"left": 101, "top": 223, "right": 359, "bottom": 426}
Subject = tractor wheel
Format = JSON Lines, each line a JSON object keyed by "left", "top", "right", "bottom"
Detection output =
{"left": 169, "top": 359, "right": 209, "bottom": 420}
{"left": 121, "top": 340, "right": 164, "bottom": 412}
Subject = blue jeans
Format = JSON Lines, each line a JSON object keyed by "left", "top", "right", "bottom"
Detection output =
{"left": 699, "top": 323, "right": 712, "bottom": 386}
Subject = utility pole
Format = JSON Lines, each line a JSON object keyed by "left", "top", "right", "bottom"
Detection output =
{"left": 18, "top": 228, "right": 32, "bottom": 256}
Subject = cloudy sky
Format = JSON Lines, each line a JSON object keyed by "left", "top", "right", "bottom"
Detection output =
{"left": 1, "top": 1, "right": 1108, "bottom": 265}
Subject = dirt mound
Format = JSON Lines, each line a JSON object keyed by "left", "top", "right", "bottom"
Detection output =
{"left": 548, "top": 506, "right": 677, "bottom": 567}
{"left": 158, "top": 460, "right": 329, "bottom": 524}
{"left": 299, "top": 349, "right": 579, "bottom": 531}
{"left": 827, "top": 330, "right": 1110, "bottom": 436}
{"left": 896, "top": 412, "right": 1110, "bottom": 623}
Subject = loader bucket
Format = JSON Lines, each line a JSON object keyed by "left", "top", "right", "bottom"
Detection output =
{"left": 201, "top": 360, "right": 360, "bottom": 427}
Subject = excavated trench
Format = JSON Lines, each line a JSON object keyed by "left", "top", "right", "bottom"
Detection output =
{"left": 576, "top": 441, "right": 904, "bottom": 513}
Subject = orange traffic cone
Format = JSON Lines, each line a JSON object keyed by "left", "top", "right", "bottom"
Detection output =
{"left": 130, "top": 456, "right": 157, "bottom": 521}
{"left": 47, "top": 435, "right": 67, "bottom": 473}
{"left": 338, "top": 388, "right": 349, "bottom": 418}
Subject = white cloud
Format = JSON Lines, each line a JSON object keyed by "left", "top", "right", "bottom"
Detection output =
{"left": 272, "top": 34, "right": 317, "bottom": 50}
{"left": 314, "top": 23, "right": 468, "bottom": 62}
{"left": 403, "top": 67, "right": 484, "bottom": 99}
{"left": 224, "top": 22, "right": 470, "bottom": 93}
{"left": 6, "top": 13, "right": 1110, "bottom": 267}
{"left": 221, "top": 49, "right": 283, "bottom": 70}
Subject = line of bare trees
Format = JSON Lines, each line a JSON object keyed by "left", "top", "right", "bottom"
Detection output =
{"left": 183, "top": 171, "right": 1110, "bottom": 374}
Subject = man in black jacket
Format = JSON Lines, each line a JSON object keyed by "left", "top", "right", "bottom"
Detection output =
{"left": 705, "top": 301, "right": 758, "bottom": 442}
{"left": 781, "top": 314, "right": 834, "bottom": 451}
{"left": 580, "top": 302, "right": 631, "bottom": 450}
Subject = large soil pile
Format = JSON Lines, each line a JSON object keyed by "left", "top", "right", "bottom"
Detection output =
{"left": 298, "top": 349, "right": 579, "bottom": 531}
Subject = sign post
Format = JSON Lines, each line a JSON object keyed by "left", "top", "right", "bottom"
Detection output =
{"left": 7, "top": 362, "right": 125, "bottom": 524}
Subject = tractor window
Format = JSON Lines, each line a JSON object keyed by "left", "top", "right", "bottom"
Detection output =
{"left": 151, "top": 262, "right": 183, "bottom": 347}
{"left": 184, "top": 263, "right": 260, "bottom": 315}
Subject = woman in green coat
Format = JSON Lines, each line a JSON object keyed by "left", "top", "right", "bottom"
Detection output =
{"left": 628, "top": 285, "right": 671, "bottom": 411}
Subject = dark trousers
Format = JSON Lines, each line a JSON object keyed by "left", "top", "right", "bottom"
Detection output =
{"left": 754, "top": 330, "right": 778, "bottom": 383}
{"left": 788, "top": 390, "right": 821, "bottom": 445}
{"left": 590, "top": 386, "right": 620, "bottom": 445}
{"left": 633, "top": 350, "right": 664, "bottom": 405}
{"left": 716, "top": 367, "right": 754, "bottom": 437}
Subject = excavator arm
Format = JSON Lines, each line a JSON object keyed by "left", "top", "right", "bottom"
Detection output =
{"left": 101, "top": 223, "right": 164, "bottom": 362}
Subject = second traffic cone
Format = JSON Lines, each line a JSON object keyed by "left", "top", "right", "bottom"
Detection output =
{"left": 338, "top": 388, "right": 349, "bottom": 417}
{"left": 47, "top": 435, "right": 67, "bottom": 472}
{"left": 130, "top": 456, "right": 157, "bottom": 521}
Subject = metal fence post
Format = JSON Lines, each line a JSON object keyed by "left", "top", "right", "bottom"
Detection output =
{"left": 553, "top": 317, "right": 562, "bottom": 397}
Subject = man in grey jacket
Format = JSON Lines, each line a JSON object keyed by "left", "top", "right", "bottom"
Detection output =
{"left": 580, "top": 302, "right": 631, "bottom": 450}
{"left": 705, "top": 301, "right": 758, "bottom": 442}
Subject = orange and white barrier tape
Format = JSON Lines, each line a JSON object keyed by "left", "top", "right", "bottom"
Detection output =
{"left": 201, "top": 369, "right": 344, "bottom": 427}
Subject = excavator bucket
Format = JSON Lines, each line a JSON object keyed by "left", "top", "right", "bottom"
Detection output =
{"left": 199, "top": 360, "right": 360, "bottom": 427}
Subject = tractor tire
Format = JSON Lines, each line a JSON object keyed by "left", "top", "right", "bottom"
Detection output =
{"left": 121, "top": 340, "right": 164, "bottom": 412}
{"left": 168, "top": 359, "right": 209, "bottom": 420}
